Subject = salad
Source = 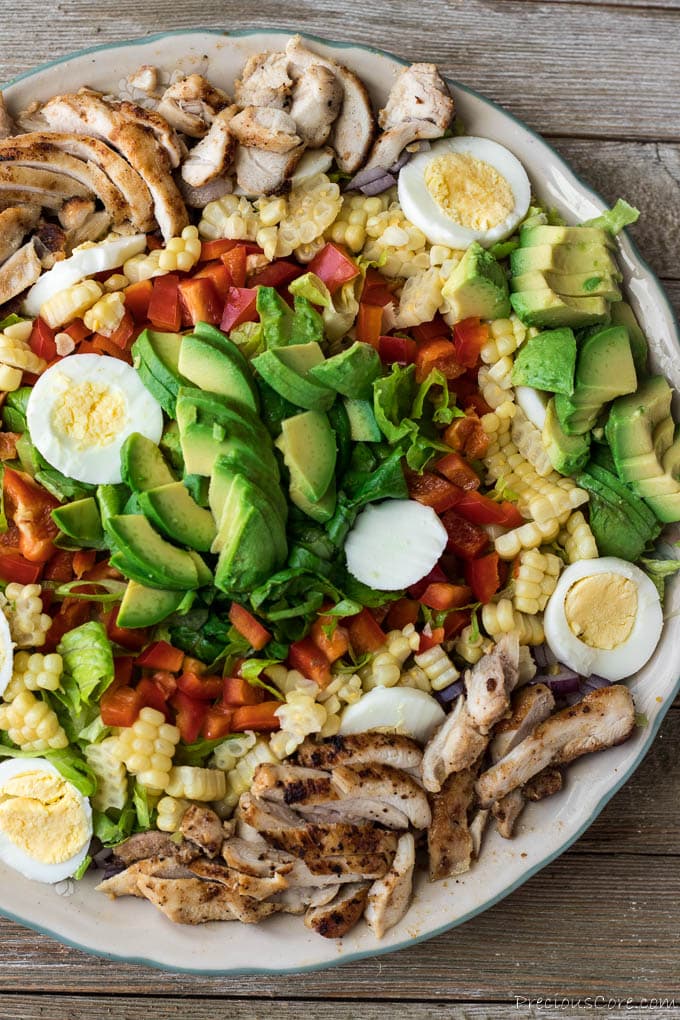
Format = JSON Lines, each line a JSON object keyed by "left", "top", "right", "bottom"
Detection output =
{"left": 0, "top": 34, "right": 677, "bottom": 941}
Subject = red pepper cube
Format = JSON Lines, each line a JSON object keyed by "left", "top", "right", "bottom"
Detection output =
{"left": 308, "top": 242, "right": 359, "bottom": 294}
{"left": 220, "top": 286, "right": 259, "bottom": 333}
{"left": 378, "top": 334, "right": 417, "bottom": 365}
{"left": 148, "top": 274, "right": 182, "bottom": 332}
{"left": 178, "top": 276, "right": 223, "bottom": 327}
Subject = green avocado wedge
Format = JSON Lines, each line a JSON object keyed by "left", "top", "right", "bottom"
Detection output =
{"left": 116, "top": 580, "right": 185, "bottom": 629}
{"left": 105, "top": 514, "right": 201, "bottom": 590}
{"left": 212, "top": 474, "right": 287, "bottom": 594}
{"left": 308, "top": 342, "right": 382, "bottom": 401}
{"left": 138, "top": 481, "right": 217, "bottom": 552}
{"left": 253, "top": 343, "right": 335, "bottom": 412}
{"left": 51, "top": 497, "right": 105, "bottom": 549}
{"left": 178, "top": 333, "right": 259, "bottom": 411}
{"left": 121, "top": 433, "right": 176, "bottom": 493}
{"left": 275, "top": 410, "right": 337, "bottom": 503}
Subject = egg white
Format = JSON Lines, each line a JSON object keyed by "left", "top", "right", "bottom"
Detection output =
{"left": 543, "top": 557, "right": 663, "bottom": 681}
{"left": 27, "top": 354, "right": 163, "bottom": 485}
{"left": 0, "top": 757, "right": 93, "bottom": 883}
{"left": 345, "top": 499, "right": 448, "bottom": 591}
{"left": 339, "top": 686, "right": 445, "bottom": 745}
{"left": 398, "top": 136, "right": 532, "bottom": 249}
{"left": 515, "top": 385, "right": 550, "bottom": 430}
{"left": 0, "top": 608, "right": 14, "bottom": 699}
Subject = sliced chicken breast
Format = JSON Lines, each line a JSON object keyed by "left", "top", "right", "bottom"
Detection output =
{"left": 135, "top": 875, "right": 280, "bottom": 925}
{"left": 296, "top": 733, "right": 422, "bottom": 772}
{"left": 234, "top": 143, "right": 303, "bottom": 196}
{"left": 229, "top": 107, "right": 301, "bottom": 153}
{"left": 234, "top": 51, "right": 293, "bottom": 109}
{"left": 421, "top": 697, "right": 488, "bottom": 793}
{"left": 332, "top": 764, "right": 431, "bottom": 830}
{"left": 181, "top": 105, "right": 237, "bottom": 188}
{"left": 492, "top": 788, "right": 525, "bottom": 839}
{"left": 305, "top": 881, "right": 370, "bottom": 939}
{"left": 364, "top": 832, "right": 415, "bottom": 939}
{"left": 378, "top": 62, "right": 454, "bottom": 132}
{"left": 187, "top": 858, "right": 288, "bottom": 900}
{"left": 465, "top": 633, "right": 520, "bottom": 735}
{"left": 524, "top": 765, "right": 563, "bottom": 801}
{"left": 490, "top": 683, "right": 556, "bottom": 763}
{"left": 96, "top": 855, "right": 196, "bottom": 898}
{"left": 179, "top": 804, "right": 225, "bottom": 859}
{"left": 428, "top": 768, "right": 476, "bottom": 880}
{"left": 156, "top": 74, "right": 230, "bottom": 138}
{"left": 0, "top": 165, "right": 92, "bottom": 209}
{"left": 289, "top": 64, "right": 343, "bottom": 148}
{"left": 0, "top": 205, "right": 40, "bottom": 265}
{"left": 0, "top": 240, "right": 43, "bottom": 304}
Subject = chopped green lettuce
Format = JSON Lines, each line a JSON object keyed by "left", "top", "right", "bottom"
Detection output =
{"left": 229, "top": 320, "right": 265, "bottom": 358}
{"left": 583, "top": 198, "right": 639, "bottom": 235}
{"left": 56, "top": 621, "right": 115, "bottom": 713}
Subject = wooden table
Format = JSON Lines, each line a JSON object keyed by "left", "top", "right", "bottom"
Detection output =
{"left": 1, "top": 2, "right": 679, "bottom": 1016}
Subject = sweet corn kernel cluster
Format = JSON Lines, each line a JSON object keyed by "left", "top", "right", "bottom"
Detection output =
{"left": 480, "top": 316, "right": 527, "bottom": 365}
{"left": 271, "top": 690, "right": 329, "bottom": 758}
{"left": 361, "top": 625, "right": 420, "bottom": 691}
{"left": 40, "top": 278, "right": 102, "bottom": 329}
{"left": 513, "top": 549, "right": 563, "bottom": 615}
{"left": 165, "top": 764, "right": 226, "bottom": 802}
{"left": 83, "top": 291, "right": 125, "bottom": 337}
{"left": 216, "top": 738, "right": 279, "bottom": 816}
{"left": 394, "top": 267, "right": 444, "bottom": 329}
{"left": 103, "top": 273, "right": 129, "bottom": 292}
{"left": 413, "top": 644, "right": 460, "bottom": 691}
{"left": 316, "top": 671, "right": 362, "bottom": 708}
{"left": 494, "top": 516, "right": 563, "bottom": 560}
{"left": 117, "top": 707, "right": 180, "bottom": 793}
{"left": 0, "top": 690, "right": 68, "bottom": 751}
{"left": 327, "top": 193, "right": 390, "bottom": 253}
{"left": 559, "top": 510, "right": 599, "bottom": 562}
{"left": 1, "top": 583, "right": 52, "bottom": 649}
{"left": 512, "top": 409, "right": 554, "bottom": 478}
{"left": 398, "top": 665, "right": 431, "bottom": 692}
{"left": 2, "top": 651, "right": 63, "bottom": 702}
{"left": 211, "top": 731, "right": 257, "bottom": 773}
{"left": 0, "top": 320, "right": 43, "bottom": 390}
{"left": 265, "top": 665, "right": 317, "bottom": 698}
{"left": 124, "top": 226, "right": 201, "bottom": 282}
{"left": 362, "top": 200, "right": 459, "bottom": 279}
{"left": 481, "top": 599, "right": 545, "bottom": 645}
{"left": 481, "top": 400, "right": 516, "bottom": 443}
{"left": 156, "top": 795, "right": 191, "bottom": 832}
{"left": 454, "top": 624, "right": 494, "bottom": 665}
{"left": 86, "top": 737, "right": 128, "bottom": 812}
{"left": 478, "top": 359, "right": 515, "bottom": 410}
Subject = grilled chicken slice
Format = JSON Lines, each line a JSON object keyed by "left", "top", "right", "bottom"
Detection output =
{"left": 465, "top": 633, "right": 520, "bottom": 735}
{"left": 422, "top": 697, "right": 488, "bottom": 794}
{"left": 477, "top": 685, "right": 636, "bottom": 806}
{"left": 379, "top": 62, "right": 454, "bottom": 132}
{"left": 364, "top": 119, "right": 442, "bottom": 171}
{"left": 180, "top": 174, "right": 234, "bottom": 208}
{"left": 229, "top": 107, "right": 301, "bottom": 153}
{"left": 364, "top": 832, "right": 415, "bottom": 939}
{"left": 222, "top": 836, "right": 295, "bottom": 878}
{"left": 156, "top": 74, "right": 230, "bottom": 138}
{"left": 524, "top": 765, "right": 563, "bottom": 801}
{"left": 0, "top": 165, "right": 92, "bottom": 208}
{"left": 135, "top": 875, "right": 280, "bottom": 925}
{"left": 0, "top": 241, "right": 43, "bottom": 304}
{"left": 296, "top": 733, "right": 422, "bottom": 772}
{"left": 305, "top": 881, "right": 370, "bottom": 939}
{"left": 492, "top": 789, "right": 525, "bottom": 839}
{"left": 96, "top": 855, "right": 196, "bottom": 898}
{"left": 0, "top": 205, "right": 40, "bottom": 265}
{"left": 491, "top": 683, "right": 555, "bottom": 763}
{"left": 179, "top": 804, "right": 224, "bottom": 859}
{"left": 0, "top": 94, "right": 16, "bottom": 139}
{"left": 251, "top": 763, "right": 334, "bottom": 805}
{"left": 187, "top": 858, "right": 288, "bottom": 900}
{"left": 285, "top": 36, "right": 375, "bottom": 174}
{"left": 469, "top": 808, "right": 489, "bottom": 858}
{"left": 273, "top": 884, "right": 340, "bottom": 915}
{"left": 234, "top": 51, "right": 294, "bottom": 109}
{"left": 289, "top": 64, "right": 343, "bottom": 148}
{"left": 40, "top": 92, "right": 187, "bottom": 238}
{"left": 65, "top": 210, "right": 112, "bottom": 249}
{"left": 234, "top": 143, "right": 303, "bottom": 196}
{"left": 34, "top": 219, "right": 66, "bottom": 268}
{"left": 296, "top": 801, "right": 410, "bottom": 830}
{"left": 57, "top": 196, "right": 95, "bottom": 231}
{"left": 428, "top": 769, "right": 476, "bottom": 881}
{"left": 127, "top": 65, "right": 160, "bottom": 96}
{"left": 115, "top": 99, "right": 185, "bottom": 167}
{"left": 332, "top": 764, "right": 431, "bottom": 830}
{"left": 0, "top": 141, "right": 129, "bottom": 224}
{"left": 181, "top": 106, "right": 238, "bottom": 188}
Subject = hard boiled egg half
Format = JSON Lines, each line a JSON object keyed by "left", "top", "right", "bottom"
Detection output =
{"left": 543, "top": 557, "right": 663, "bottom": 682}
{"left": 27, "top": 354, "right": 163, "bottom": 485}
{"left": 0, "top": 757, "right": 93, "bottom": 883}
{"left": 0, "top": 606, "right": 14, "bottom": 699}
{"left": 398, "top": 136, "right": 532, "bottom": 249}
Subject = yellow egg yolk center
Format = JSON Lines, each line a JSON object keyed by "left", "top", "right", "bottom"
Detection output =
{"left": 52, "top": 379, "right": 128, "bottom": 450}
{"left": 0, "top": 771, "right": 88, "bottom": 864}
{"left": 564, "top": 573, "right": 638, "bottom": 651}
{"left": 424, "top": 152, "right": 515, "bottom": 231}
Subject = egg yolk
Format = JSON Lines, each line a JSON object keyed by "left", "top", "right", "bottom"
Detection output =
{"left": 0, "top": 770, "right": 88, "bottom": 864}
{"left": 52, "top": 378, "right": 128, "bottom": 450}
{"left": 424, "top": 152, "right": 515, "bottom": 231}
{"left": 564, "top": 573, "right": 638, "bottom": 650}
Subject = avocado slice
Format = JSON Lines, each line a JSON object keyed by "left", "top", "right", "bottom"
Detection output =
{"left": 210, "top": 452, "right": 287, "bottom": 521}
{"left": 575, "top": 470, "right": 658, "bottom": 557}
{"left": 440, "top": 242, "right": 510, "bottom": 323}
{"left": 96, "top": 484, "right": 129, "bottom": 527}
{"left": 609, "top": 301, "right": 648, "bottom": 376}
{"left": 343, "top": 397, "right": 382, "bottom": 442}
{"left": 290, "top": 477, "right": 337, "bottom": 523}
{"left": 138, "top": 481, "right": 217, "bottom": 552}
{"left": 256, "top": 377, "right": 301, "bottom": 437}
{"left": 179, "top": 421, "right": 280, "bottom": 478}
{"left": 104, "top": 515, "right": 200, "bottom": 590}
{"left": 511, "top": 327, "right": 577, "bottom": 396}
{"left": 511, "top": 270, "right": 622, "bottom": 301}
{"left": 554, "top": 325, "right": 637, "bottom": 435}
{"left": 519, "top": 225, "right": 615, "bottom": 249}
{"left": 159, "top": 422, "right": 185, "bottom": 473}
{"left": 212, "top": 475, "right": 286, "bottom": 593}
{"left": 605, "top": 376, "right": 673, "bottom": 482}
{"left": 116, "top": 580, "right": 185, "bottom": 629}
{"left": 121, "top": 433, "right": 175, "bottom": 493}
{"left": 176, "top": 387, "right": 269, "bottom": 443}
{"left": 275, "top": 410, "right": 337, "bottom": 503}
{"left": 253, "top": 343, "right": 335, "bottom": 412}
{"left": 510, "top": 290, "right": 610, "bottom": 329}
{"left": 542, "top": 399, "right": 590, "bottom": 475}
{"left": 209, "top": 466, "right": 287, "bottom": 564}
{"left": 133, "top": 357, "right": 178, "bottom": 418}
{"left": 582, "top": 463, "right": 659, "bottom": 539}
{"left": 187, "top": 550, "right": 213, "bottom": 588}
{"left": 132, "top": 329, "right": 189, "bottom": 414}
{"left": 51, "top": 497, "right": 106, "bottom": 549}
{"left": 510, "top": 242, "right": 619, "bottom": 278}
{"left": 177, "top": 333, "right": 259, "bottom": 411}
{"left": 308, "top": 342, "right": 382, "bottom": 401}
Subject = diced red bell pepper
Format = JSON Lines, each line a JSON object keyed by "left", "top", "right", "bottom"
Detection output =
{"left": 419, "top": 582, "right": 473, "bottom": 611}
{"left": 248, "top": 259, "right": 302, "bottom": 289}
{"left": 73, "top": 549, "right": 97, "bottom": 577}
{"left": 194, "top": 261, "right": 232, "bottom": 302}
{"left": 182, "top": 655, "right": 208, "bottom": 676}
{"left": 0, "top": 523, "right": 21, "bottom": 558}
{"left": 463, "top": 393, "right": 493, "bottom": 418}
{"left": 356, "top": 302, "right": 383, "bottom": 348}
{"left": 202, "top": 705, "right": 235, "bottom": 740}
{"left": 453, "top": 317, "right": 490, "bottom": 369}
{"left": 228, "top": 602, "right": 271, "bottom": 651}
{"left": 288, "top": 637, "right": 332, "bottom": 688}
{"left": 345, "top": 608, "right": 385, "bottom": 656}
{"left": 0, "top": 553, "right": 42, "bottom": 585}
{"left": 3, "top": 468, "right": 59, "bottom": 563}
{"left": 222, "top": 676, "right": 265, "bottom": 707}
{"left": 124, "top": 279, "right": 153, "bottom": 323}
{"left": 178, "top": 276, "right": 222, "bottom": 327}
{"left": 101, "top": 685, "right": 144, "bottom": 727}
{"left": 378, "top": 334, "right": 417, "bottom": 365}
{"left": 414, "top": 337, "right": 465, "bottom": 383}
{"left": 29, "top": 318, "right": 57, "bottom": 362}
{"left": 220, "top": 286, "right": 258, "bottom": 333}
{"left": 407, "top": 471, "right": 462, "bottom": 514}
{"left": 43, "top": 598, "right": 90, "bottom": 652}
{"left": 200, "top": 238, "right": 239, "bottom": 261}
{"left": 465, "top": 552, "right": 502, "bottom": 605}
{"left": 361, "top": 269, "right": 396, "bottom": 308}
{"left": 443, "top": 415, "right": 490, "bottom": 460}
{"left": 407, "top": 562, "right": 449, "bottom": 600}
{"left": 105, "top": 310, "right": 135, "bottom": 351}
{"left": 111, "top": 655, "right": 134, "bottom": 692}
{"left": 308, "top": 242, "right": 359, "bottom": 294}
{"left": 310, "top": 616, "right": 350, "bottom": 663}
{"left": 146, "top": 233, "right": 163, "bottom": 251}
{"left": 231, "top": 701, "right": 281, "bottom": 732}
{"left": 136, "top": 676, "right": 171, "bottom": 719}
{"left": 221, "top": 246, "right": 248, "bottom": 289}
{"left": 384, "top": 598, "right": 420, "bottom": 631}
{"left": 105, "top": 610, "right": 148, "bottom": 652}
{"left": 435, "top": 452, "right": 481, "bottom": 491}
{"left": 63, "top": 319, "right": 93, "bottom": 344}
{"left": 149, "top": 669, "right": 178, "bottom": 699}
{"left": 443, "top": 609, "right": 471, "bottom": 639}
{"left": 440, "top": 510, "right": 489, "bottom": 559}
{"left": 411, "top": 315, "right": 449, "bottom": 342}
{"left": 455, "top": 490, "right": 525, "bottom": 529}
{"left": 176, "top": 671, "right": 224, "bottom": 700}
{"left": 170, "top": 690, "right": 209, "bottom": 744}
{"left": 73, "top": 340, "right": 101, "bottom": 356}
{"left": 136, "top": 641, "right": 185, "bottom": 672}
{"left": 42, "top": 550, "right": 74, "bottom": 583}
{"left": 148, "top": 274, "right": 182, "bottom": 332}
{"left": 418, "top": 626, "right": 445, "bottom": 653}
{"left": 92, "top": 333, "right": 131, "bottom": 361}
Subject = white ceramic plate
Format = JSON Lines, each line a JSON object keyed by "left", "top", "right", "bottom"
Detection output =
{"left": 2, "top": 29, "right": 679, "bottom": 975}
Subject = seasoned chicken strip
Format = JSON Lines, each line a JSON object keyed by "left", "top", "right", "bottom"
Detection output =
{"left": 234, "top": 144, "right": 303, "bottom": 196}
{"left": 477, "top": 685, "right": 636, "bottom": 806}
{"left": 187, "top": 859, "right": 288, "bottom": 900}
{"left": 490, "top": 683, "right": 555, "bottom": 763}
{"left": 289, "top": 64, "right": 342, "bottom": 148}
{"left": 332, "top": 764, "right": 431, "bottom": 830}
{"left": 305, "top": 881, "right": 370, "bottom": 939}
{"left": 421, "top": 697, "right": 488, "bottom": 794}
{"left": 0, "top": 165, "right": 91, "bottom": 207}
{"left": 156, "top": 74, "right": 230, "bottom": 138}
{"left": 492, "top": 789, "right": 526, "bottom": 839}
{"left": 296, "top": 733, "right": 422, "bottom": 772}
{"left": 0, "top": 241, "right": 43, "bottom": 304}
{"left": 0, "top": 205, "right": 40, "bottom": 265}
{"left": 465, "top": 633, "right": 520, "bottom": 735}
{"left": 364, "top": 832, "right": 415, "bottom": 939}
{"left": 428, "top": 768, "right": 476, "bottom": 881}
{"left": 234, "top": 51, "right": 293, "bottom": 109}
{"left": 136, "top": 875, "right": 280, "bottom": 925}
{"left": 229, "top": 107, "right": 301, "bottom": 153}
{"left": 96, "top": 856, "right": 196, "bottom": 898}
{"left": 378, "top": 62, "right": 454, "bottom": 131}
{"left": 181, "top": 106, "right": 237, "bottom": 188}
{"left": 180, "top": 804, "right": 225, "bottom": 859}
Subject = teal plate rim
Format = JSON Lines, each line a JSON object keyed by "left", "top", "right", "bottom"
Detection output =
{"left": 1, "top": 27, "right": 679, "bottom": 976}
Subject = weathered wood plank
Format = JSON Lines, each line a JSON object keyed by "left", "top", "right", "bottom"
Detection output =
{"left": 1, "top": 852, "right": 678, "bottom": 999}
{"left": 1, "top": 1, "right": 679, "bottom": 141}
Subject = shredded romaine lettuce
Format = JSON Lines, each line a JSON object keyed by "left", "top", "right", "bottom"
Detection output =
{"left": 583, "top": 198, "right": 639, "bottom": 235}
{"left": 56, "top": 621, "right": 115, "bottom": 713}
